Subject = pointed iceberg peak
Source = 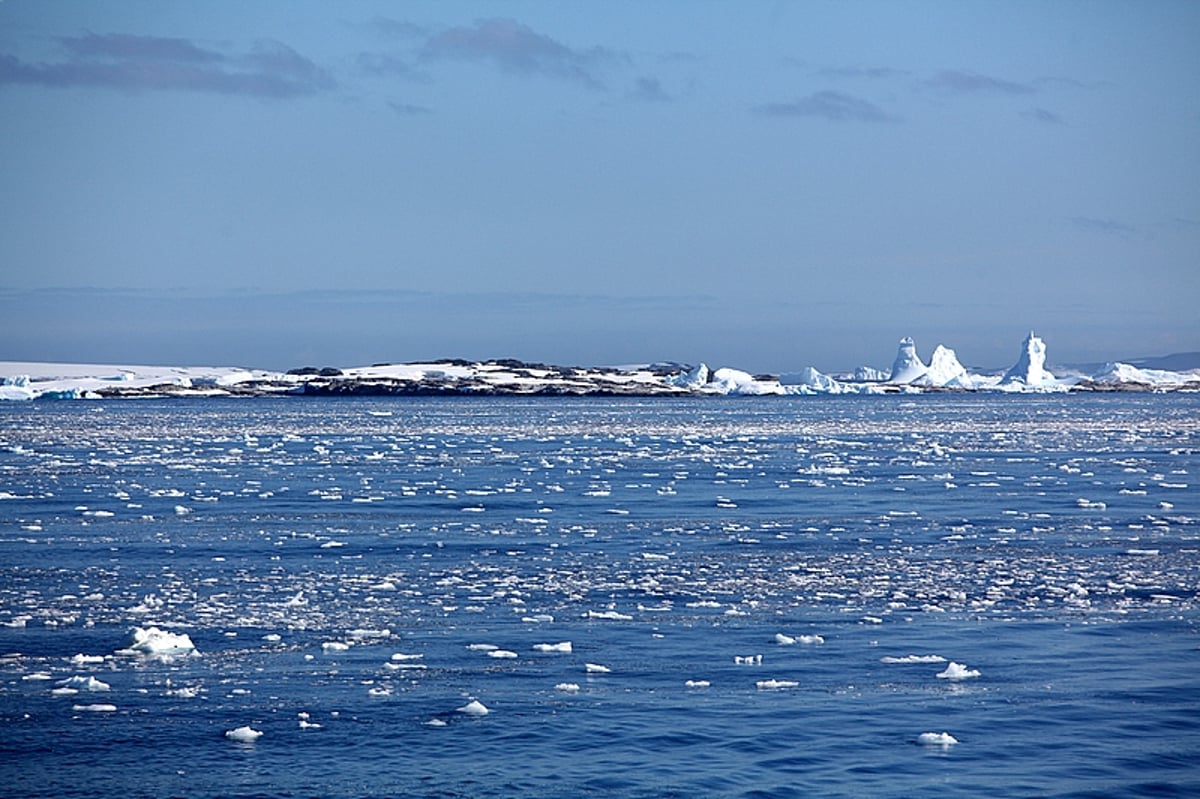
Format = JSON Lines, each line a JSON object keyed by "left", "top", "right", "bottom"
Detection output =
{"left": 889, "top": 336, "right": 928, "bottom": 384}
{"left": 1002, "top": 331, "right": 1053, "bottom": 385}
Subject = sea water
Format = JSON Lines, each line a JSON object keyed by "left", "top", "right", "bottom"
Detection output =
{"left": 0, "top": 394, "right": 1197, "bottom": 798}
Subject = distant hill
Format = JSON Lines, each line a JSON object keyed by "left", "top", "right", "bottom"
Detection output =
{"left": 1058, "top": 352, "right": 1200, "bottom": 374}
{"left": 1129, "top": 352, "right": 1200, "bottom": 371}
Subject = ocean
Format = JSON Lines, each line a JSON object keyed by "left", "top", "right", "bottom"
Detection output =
{"left": 1, "top": 394, "right": 1197, "bottom": 798}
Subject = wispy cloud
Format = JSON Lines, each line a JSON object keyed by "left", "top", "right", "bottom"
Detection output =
{"left": 926, "top": 69, "right": 1035, "bottom": 95}
{"left": 1021, "top": 107, "right": 1064, "bottom": 125}
{"left": 0, "top": 33, "right": 333, "bottom": 98}
{"left": 1069, "top": 216, "right": 1138, "bottom": 238}
{"left": 631, "top": 76, "right": 670, "bottom": 103}
{"left": 815, "top": 65, "right": 909, "bottom": 80}
{"left": 754, "top": 90, "right": 898, "bottom": 123}
{"left": 388, "top": 100, "right": 431, "bottom": 116}
{"left": 421, "top": 18, "right": 621, "bottom": 89}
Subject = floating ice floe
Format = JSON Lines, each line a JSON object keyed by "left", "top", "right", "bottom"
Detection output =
{"left": 58, "top": 675, "right": 110, "bottom": 692}
{"left": 734, "top": 655, "right": 763, "bottom": 665}
{"left": 321, "top": 641, "right": 351, "bottom": 653}
{"left": 487, "top": 649, "right": 518, "bottom": 659}
{"left": 756, "top": 679, "right": 799, "bottom": 690}
{"left": 880, "top": 655, "right": 946, "bottom": 664}
{"left": 917, "top": 731, "right": 959, "bottom": 747}
{"left": 555, "top": 683, "right": 581, "bottom": 693}
{"left": 69, "top": 654, "right": 106, "bottom": 666}
{"left": 457, "top": 699, "right": 490, "bottom": 716}
{"left": 936, "top": 662, "right": 981, "bottom": 680}
{"left": 73, "top": 703, "right": 117, "bottom": 712}
{"left": 685, "top": 680, "right": 711, "bottom": 688}
{"left": 532, "top": 641, "right": 572, "bottom": 653}
{"left": 225, "top": 726, "right": 263, "bottom": 742}
{"left": 118, "top": 626, "right": 196, "bottom": 657}
{"left": 584, "top": 663, "right": 611, "bottom": 674}
{"left": 775, "top": 633, "right": 796, "bottom": 645}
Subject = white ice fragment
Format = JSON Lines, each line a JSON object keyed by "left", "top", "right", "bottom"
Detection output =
{"left": 224, "top": 726, "right": 263, "bottom": 742}
{"left": 456, "top": 699, "right": 489, "bottom": 716}
{"left": 798, "top": 634, "right": 825, "bottom": 645}
{"left": 880, "top": 655, "right": 946, "bottom": 664}
{"left": 936, "top": 662, "right": 981, "bottom": 680}
{"left": 118, "top": 626, "right": 196, "bottom": 656}
{"left": 487, "top": 649, "right": 518, "bottom": 659}
{"left": 533, "top": 642, "right": 573, "bottom": 653}
{"left": 73, "top": 703, "right": 117, "bottom": 712}
{"left": 685, "top": 680, "right": 711, "bottom": 688}
{"left": 756, "top": 679, "right": 799, "bottom": 690}
{"left": 555, "top": 683, "right": 581, "bottom": 693}
{"left": 321, "top": 641, "right": 350, "bottom": 652}
{"left": 585, "top": 663, "right": 611, "bottom": 674}
{"left": 58, "top": 675, "right": 110, "bottom": 692}
{"left": 918, "top": 731, "right": 959, "bottom": 747}
{"left": 774, "top": 633, "right": 796, "bottom": 645}
{"left": 69, "top": 654, "right": 105, "bottom": 665}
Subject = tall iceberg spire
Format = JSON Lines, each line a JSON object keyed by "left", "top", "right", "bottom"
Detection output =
{"left": 888, "top": 337, "right": 928, "bottom": 383}
{"left": 1002, "top": 331, "right": 1053, "bottom": 385}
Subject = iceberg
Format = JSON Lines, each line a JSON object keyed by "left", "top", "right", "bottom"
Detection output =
{"left": 666, "top": 363, "right": 709, "bottom": 389}
{"left": 1002, "top": 331, "right": 1053, "bottom": 386}
{"left": 915, "top": 345, "right": 973, "bottom": 389}
{"left": 888, "top": 337, "right": 928, "bottom": 384}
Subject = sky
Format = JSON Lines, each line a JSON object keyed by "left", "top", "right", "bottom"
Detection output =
{"left": 1, "top": 1, "right": 1198, "bottom": 373}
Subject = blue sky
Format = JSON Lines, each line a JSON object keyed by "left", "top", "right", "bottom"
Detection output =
{"left": 1, "top": 1, "right": 1197, "bottom": 372}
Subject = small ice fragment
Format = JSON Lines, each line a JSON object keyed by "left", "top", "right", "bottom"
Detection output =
{"left": 533, "top": 642, "right": 572, "bottom": 653}
{"left": 756, "top": 679, "right": 799, "bottom": 690}
{"left": 487, "top": 649, "right": 518, "bottom": 659}
{"left": 685, "top": 680, "right": 711, "bottom": 688}
{"left": 321, "top": 641, "right": 350, "bottom": 652}
{"left": 58, "top": 676, "right": 110, "bottom": 692}
{"left": 424, "top": 718, "right": 448, "bottom": 727}
{"left": 936, "top": 662, "right": 980, "bottom": 680}
{"left": 224, "top": 726, "right": 263, "bottom": 742}
{"left": 119, "top": 626, "right": 196, "bottom": 656}
{"left": 555, "top": 683, "right": 581, "bottom": 692}
{"left": 73, "top": 703, "right": 117, "bottom": 712}
{"left": 262, "top": 634, "right": 281, "bottom": 643}
{"left": 775, "top": 633, "right": 796, "bottom": 645}
{"left": 467, "top": 643, "right": 498, "bottom": 651}
{"left": 880, "top": 655, "right": 946, "bottom": 664}
{"left": 69, "top": 654, "right": 105, "bottom": 666}
{"left": 798, "top": 635, "right": 824, "bottom": 645}
{"left": 918, "top": 731, "right": 959, "bottom": 746}
{"left": 457, "top": 699, "right": 489, "bottom": 716}
{"left": 585, "top": 663, "right": 611, "bottom": 674}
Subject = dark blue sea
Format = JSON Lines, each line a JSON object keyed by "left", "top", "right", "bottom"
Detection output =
{"left": 1, "top": 395, "right": 1197, "bottom": 798}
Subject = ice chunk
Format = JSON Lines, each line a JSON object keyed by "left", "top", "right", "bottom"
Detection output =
{"left": 456, "top": 699, "right": 490, "bottom": 716}
{"left": 532, "top": 642, "right": 573, "bottom": 653}
{"left": 936, "top": 662, "right": 981, "bottom": 680}
{"left": 225, "top": 726, "right": 263, "bottom": 742}
{"left": 118, "top": 626, "right": 196, "bottom": 656}
{"left": 916, "top": 345, "right": 973, "bottom": 388}
{"left": 917, "top": 731, "right": 959, "bottom": 746}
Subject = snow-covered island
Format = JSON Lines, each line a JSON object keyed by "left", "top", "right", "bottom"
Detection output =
{"left": 2, "top": 332, "right": 1197, "bottom": 401}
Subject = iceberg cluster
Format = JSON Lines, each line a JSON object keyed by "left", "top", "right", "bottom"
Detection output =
{"left": 1, "top": 331, "right": 1196, "bottom": 400}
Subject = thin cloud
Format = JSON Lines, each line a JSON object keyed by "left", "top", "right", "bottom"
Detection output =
{"left": 631, "top": 76, "right": 670, "bottom": 102}
{"left": 927, "top": 69, "right": 1035, "bottom": 95}
{"left": 421, "top": 18, "right": 620, "bottom": 89}
{"left": 0, "top": 33, "right": 333, "bottom": 98}
{"left": 816, "top": 65, "right": 909, "bottom": 80}
{"left": 1022, "top": 107, "right": 1064, "bottom": 125}
{"left": 755, "top": 90, "right": 897, "bottom": 123}
{"left": 1069, "top": 216, "right": 1138, "bottom": 238}
{"left": 388, "top": 100, "right": 431, "bottom": 116}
